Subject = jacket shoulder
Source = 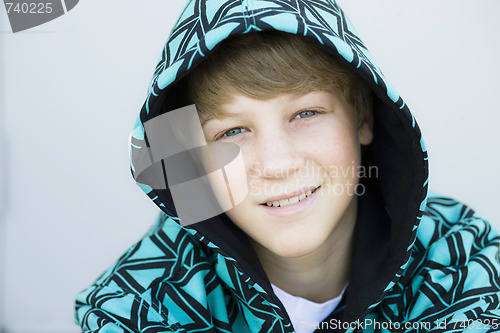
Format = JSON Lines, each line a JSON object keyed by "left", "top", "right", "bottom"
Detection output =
{"left": 417, "top": 191, "right": 499, "bottom": 254}
{"left": 382, "top": 192, "right": 500, "bottom": 330}
{"left": 74, "top": 214, "right": 231, "bottom": 332}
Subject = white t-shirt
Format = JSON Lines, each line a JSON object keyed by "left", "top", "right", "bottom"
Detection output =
{"left": 271, "top": 283, "right": 347, "bottom": 333}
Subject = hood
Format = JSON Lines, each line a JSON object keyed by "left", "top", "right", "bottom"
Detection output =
{"left": 129, "top": 0, "right": 429, "bottom": 325}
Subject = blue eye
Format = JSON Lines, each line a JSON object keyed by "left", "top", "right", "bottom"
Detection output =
{"left": 223, "top": 128, "right": 243, "bottom": 137}
{"left": 214, "top": 127, "right": 246, "bottom": 141}
{"left": 296, "top": 110, "right": 317, "bottom": 118}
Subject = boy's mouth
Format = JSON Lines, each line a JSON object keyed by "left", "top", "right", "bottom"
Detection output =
{"left": 260, "top": 186, "right": 320, "bottom": 208}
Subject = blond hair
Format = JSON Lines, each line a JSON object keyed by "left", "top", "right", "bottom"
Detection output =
{"left": 186, "top": 31, "right": 372, "bottom": 125}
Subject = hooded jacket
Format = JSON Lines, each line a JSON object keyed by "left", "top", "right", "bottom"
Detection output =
{"left": 75, "top": 0, "right": 500, "bottom": 332}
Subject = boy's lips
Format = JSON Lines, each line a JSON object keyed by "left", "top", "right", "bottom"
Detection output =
{"left": 260, "top": 186, "right": 321, "bottom": 206}
{"left": 259, "top": 186, "right": 321, "bottom": 217}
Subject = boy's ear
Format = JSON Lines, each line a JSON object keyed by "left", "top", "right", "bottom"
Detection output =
{"left": 358, "top": 105, "right": 374, "bottom": 146}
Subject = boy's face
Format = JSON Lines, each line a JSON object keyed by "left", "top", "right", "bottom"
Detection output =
{"left": 201, "top": 91, "right": 373, "bottom": 258}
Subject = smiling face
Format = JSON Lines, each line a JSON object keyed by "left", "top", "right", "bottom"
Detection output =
{"left": 201, "top": 91, "right": 373, "bottom": 258}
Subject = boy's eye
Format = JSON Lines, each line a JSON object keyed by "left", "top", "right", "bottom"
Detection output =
{"left": 295, "top": 110, "right": 317, "bottom": 119}
{"left": 220, "top": 127, "right": 245, "bottom": 139}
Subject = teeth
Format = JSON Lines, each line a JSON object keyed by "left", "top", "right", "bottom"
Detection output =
{"left": 264, "top": 189, "right": 316, "bottom": 208}
{"left": 279, "top": 199, "right": 289, "bottom": 206}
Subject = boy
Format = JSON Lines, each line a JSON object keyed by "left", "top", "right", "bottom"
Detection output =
{"left": 75, "top": 0, "right": 500, "bottom": 332}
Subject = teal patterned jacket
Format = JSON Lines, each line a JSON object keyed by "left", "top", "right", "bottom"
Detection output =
{"left": 75, "top": 0, "right": 500, "bottom": 332}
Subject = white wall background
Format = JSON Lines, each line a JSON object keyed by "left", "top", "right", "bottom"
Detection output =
{"left": 337, "top": 0, "right": 500, "bottom": 223}
{"left": 0, "top": 1, "right": 498, "bottom": 332}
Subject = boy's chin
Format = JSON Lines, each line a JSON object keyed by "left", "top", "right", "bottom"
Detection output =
{"left": 254, "top": 232, "right": 331, "bottom": 259}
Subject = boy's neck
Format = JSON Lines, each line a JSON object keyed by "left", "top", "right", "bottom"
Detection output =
{"left": 250, "top": 197, "right": 357, "bottom": 304}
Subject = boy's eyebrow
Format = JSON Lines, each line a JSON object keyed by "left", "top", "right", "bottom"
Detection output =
{"left": 200, "top": 111, "right": 239, "bottom": 127}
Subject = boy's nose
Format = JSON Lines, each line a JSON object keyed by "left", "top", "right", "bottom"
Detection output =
{"left": 251, "top": 131, "right": 305, "bottom": 179}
